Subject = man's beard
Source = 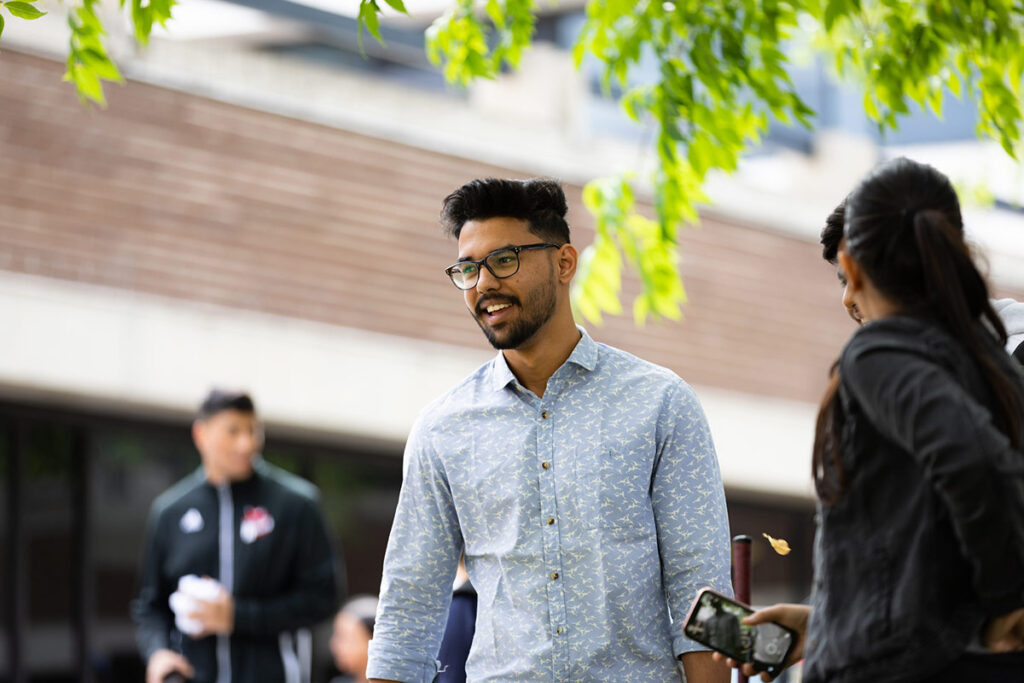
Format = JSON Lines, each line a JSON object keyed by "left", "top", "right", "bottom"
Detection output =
{"left": 473, "top": 273, "right": 558, "bottom": 350}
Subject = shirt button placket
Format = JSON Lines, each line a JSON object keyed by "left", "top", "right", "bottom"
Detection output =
{"left": 538, "top": 404, "right": 569, "bottom": 680}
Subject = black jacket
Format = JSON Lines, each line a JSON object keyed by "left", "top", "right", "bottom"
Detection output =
{"left": 804, "top": 316, "right": 1024, "bottom": 683}
{"left": 133, "top": 459, "right": 341, "bottom": 683}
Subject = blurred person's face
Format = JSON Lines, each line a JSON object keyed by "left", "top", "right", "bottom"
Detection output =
{"left": 193, "top": 410, "right": 261, "bottom": 485}
{"left": 835, "top": 263, "right": 863, "bottom": 324}
{"left": 834, "top": 237, "right": 862, "bottom": 324}
{"left": 330, "top": 612, "right": 371, "bottom": 676}
{"left": 837, "top": 247, "right": 901, "bottom": 324}
{"left": 457, "top": 217, "right": 560, "bottom": 351}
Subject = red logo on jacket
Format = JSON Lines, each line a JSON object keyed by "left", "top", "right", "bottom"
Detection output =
{"left": 240, "top": 506, "right": 275, "bottom": 544}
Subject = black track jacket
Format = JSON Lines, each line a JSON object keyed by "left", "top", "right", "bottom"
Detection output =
{"left": 133, "top": 459, "right": 341, "bottom": 683}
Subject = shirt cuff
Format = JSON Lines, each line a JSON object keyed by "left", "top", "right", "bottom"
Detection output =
{"left": 366, "top": 639, "right": 440, "bottom": 683}
{"left": 673, "top": 632, "right": 711, "bottom": 659}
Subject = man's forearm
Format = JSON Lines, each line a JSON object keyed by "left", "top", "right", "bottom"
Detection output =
{"left": 681, "top": 650, "right": 730, "bottom": 683}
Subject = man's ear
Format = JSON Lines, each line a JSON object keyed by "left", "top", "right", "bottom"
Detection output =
{"left": 556, "top": 244, "right": 578, "bottom": 284}
{"left": 837, "top": 248, "right": 863, "bottom": 292}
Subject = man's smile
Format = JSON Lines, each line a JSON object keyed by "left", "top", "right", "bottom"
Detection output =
{"left": 477, "top": 297, "right": 518, "bottom": 322}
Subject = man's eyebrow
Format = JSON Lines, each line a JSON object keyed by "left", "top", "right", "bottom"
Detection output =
{"left": 457, "top": 244, "right": 516, "bottom": 262}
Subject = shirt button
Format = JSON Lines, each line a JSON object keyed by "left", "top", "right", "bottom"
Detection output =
{"left": 541, "top": 461, "right": 550, "bottom": 470}
{"left": 551, "top": 572, "right": 559, "bottom": 580}
{"left": 542, "top": 411, "right": 550, "bottom": 419}
{"left": 546, "top": 517, "right": 555, "bottom": 525}
{"left": 556, "top": 626, "right": 564, "bottom": 635}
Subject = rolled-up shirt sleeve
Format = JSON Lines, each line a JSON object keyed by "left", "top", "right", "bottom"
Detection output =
{"left": 367, "top": 414, "right": 463, "bottom": 683}
{"left": 652, "top": 380, "right": 734, "bottom": 658}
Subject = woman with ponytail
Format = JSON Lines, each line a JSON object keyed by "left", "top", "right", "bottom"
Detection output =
{"left": 716, "top": 158, "right": 1024, "bottom": 682}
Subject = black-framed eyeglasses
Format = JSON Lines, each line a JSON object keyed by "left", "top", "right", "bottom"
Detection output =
{"left": 444, "top": 243, "right": 560, "bottom": 290}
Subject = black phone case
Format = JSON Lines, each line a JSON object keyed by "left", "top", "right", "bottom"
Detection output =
{"left": 681, "top": 587, "right": 796, "bottom": 676}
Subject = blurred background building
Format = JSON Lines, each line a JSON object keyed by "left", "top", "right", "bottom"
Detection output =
{"left": 2, "top": 1, "right": 1023, "bottom": 681}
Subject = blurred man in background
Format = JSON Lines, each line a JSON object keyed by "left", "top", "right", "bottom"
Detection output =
{"left": 133, "top": 389, "right": 341, "bottom": 683}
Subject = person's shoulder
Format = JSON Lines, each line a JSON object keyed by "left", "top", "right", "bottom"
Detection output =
{"left": 841, "top": 316, "right": 937, "bottom": 364}
{"left": 594, "top": 341, "right": 695, "bottom": 396}
{"left": 150, "top": 468, "right": 206, "bottom": 519}
{"left": 255, "top": 460, "right": 321, "bottom": 504}
{"left": 417, "top": 357, "right": 498, "bottom": 424}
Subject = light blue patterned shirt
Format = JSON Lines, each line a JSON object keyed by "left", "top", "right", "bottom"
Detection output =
{"left": 367, "top": 329, "right": 732, "bottom": 682}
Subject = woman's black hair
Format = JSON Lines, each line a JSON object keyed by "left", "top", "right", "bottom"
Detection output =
{"left": 813, "top": 157, "right": 1022, "bottom": 502}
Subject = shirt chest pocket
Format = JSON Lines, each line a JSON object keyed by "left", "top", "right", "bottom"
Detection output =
{"left": 574, "top": 446, "right": 656, "bottom": 538}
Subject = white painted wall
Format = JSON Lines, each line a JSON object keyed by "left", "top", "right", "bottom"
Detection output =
{"left": 0, "top": 270, "right": 818, "bottom": 498}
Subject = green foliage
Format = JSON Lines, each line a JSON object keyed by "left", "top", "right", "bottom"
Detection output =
{"left": 358, "top": 0, "right": 384, "bottom": 50}
{"left": 571, "top": 0, "right": 812, "bottom": 323}
{"left": 425, "top": 0, "right": 535, "bottom": 85}
{"left": 423, "top": 0, "right": 1024, "bottom": 325}
{"left": 815, "top": 0, "right": 1024, "bottom": 159}
{"left": 0, "top": 0, "right": 47, "bottom": 43}
{"left": 574, "top": 176, "right": 686, "bottom": 325}
{"left": 63, "top": 0, "right": 123, "bottom": 106}
{"left": 0, "top": 0, "right": 174, "bottom": 106}
{"left": 129, "top": 0, "right": 176, "bottom": 46}
{"left": 5, "top": 1, "right": 45, "bottom": 19}
{"left": 2, "top": 0, "right": 1023, "bottom": 325}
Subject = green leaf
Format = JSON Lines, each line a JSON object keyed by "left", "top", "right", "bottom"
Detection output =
{"left": 64, "top": 61, "right": 106, "bottom": 106}
{"left": 80, "top": 48, "right": 123, "bottom": 82}
{"left": 0, "top": 14, "right": 5, "bottom": 38}
{"left": 149, "top": 0, "right": 176, "bottom": 26}
{"left": 863, "top": 91, "right": 879, "bottom": 121}
{"left": 357, "top": 0, "right": 384, "bottom": 51}
{"left": 381, "top": 0, "right": 407, "bottom": 12}
{"left": 131, "top": 0, "right": 154, "bottom": 44}
{"left": 632, "top": 296, "right": 651, "bottom": 327}
{"left": 5, "top": 1, "right": 46, "bottom": 19}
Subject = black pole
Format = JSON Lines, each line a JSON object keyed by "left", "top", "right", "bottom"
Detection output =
{"left": 732, "top": 535, "right": 752, "bottom": 683}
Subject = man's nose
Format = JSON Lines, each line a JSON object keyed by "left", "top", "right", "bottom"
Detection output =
{"left": 475, "top": 264, "right": 500, "bottom": 292}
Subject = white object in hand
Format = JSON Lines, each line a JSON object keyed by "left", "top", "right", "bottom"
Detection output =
{"left": 169, "top": 574, "right": 225, "bottom": 637}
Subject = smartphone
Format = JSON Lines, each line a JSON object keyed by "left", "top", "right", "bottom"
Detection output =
{"left": 682, "top": 588, "right": 796, "bottom": 677}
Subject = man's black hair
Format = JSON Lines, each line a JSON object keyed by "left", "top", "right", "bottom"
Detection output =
{"left": 820, "top": 200, "right": 846, "bottom": 265}
{"left": 440, "top": 178, "right": 571, "bottom": 244}
{"left": 197, "top": 389, "right": 256, "bottom": 420}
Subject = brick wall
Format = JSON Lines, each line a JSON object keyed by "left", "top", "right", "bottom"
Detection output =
{"left": 7, "top": 50, "right": 1009, "bottom": 406}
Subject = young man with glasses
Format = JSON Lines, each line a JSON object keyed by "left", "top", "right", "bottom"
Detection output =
{"left": 367, "top": 178, "right": 732, "bottom": 683}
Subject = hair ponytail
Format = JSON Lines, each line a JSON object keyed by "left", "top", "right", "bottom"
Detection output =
{"left": 913, "top": 210, "right": 1022, "bottom": 449}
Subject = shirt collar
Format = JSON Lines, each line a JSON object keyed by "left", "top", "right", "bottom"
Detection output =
{"left": 489, "top": 326, "right": 598, "bottom": 392}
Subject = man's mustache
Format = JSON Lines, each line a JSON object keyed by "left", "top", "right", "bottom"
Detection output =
{"left": 476, "top": 296, "right": 519, "bottom": 316}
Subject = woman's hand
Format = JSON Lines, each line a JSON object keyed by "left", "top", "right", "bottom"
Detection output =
{"left": 710, "top": 604, "right": 811, "bottom": 682}
{"left": 983, "top": 608, "right": 1024, "bottom": 653}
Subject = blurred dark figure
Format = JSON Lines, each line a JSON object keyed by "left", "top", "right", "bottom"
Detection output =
{"left": 132, "top": 389, "right": 341, "bottom": 683}
{"left": 436, "top": 557, "right": 476, "bottom": 683}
